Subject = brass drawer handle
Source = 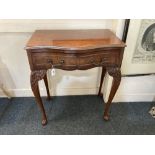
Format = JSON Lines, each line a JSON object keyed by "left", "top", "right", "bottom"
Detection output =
{"left": 90, "top": 59, "right": 100, "bottom": 66}
{"left": 47, "top": 59, "right": 53, "bottom": 64}
{"left": 47, "top": 59, "right": 65, "bottom": 67}
{"left": 90, "top": 58, "right": 108, "bottom": 66}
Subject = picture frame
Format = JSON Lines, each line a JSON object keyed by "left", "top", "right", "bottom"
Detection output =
{"left": 121, "top": 19, "right": 155, "bottom": 75}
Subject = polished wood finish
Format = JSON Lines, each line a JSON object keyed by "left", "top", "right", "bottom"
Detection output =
{"left": 103, "top": 67, "right": 121, "bottom": 120}
{"left": 26, "top": 29, "right": 126, "bottom": 125}
{"left": 26, "top": 29, "right": 125, "bottom": 50}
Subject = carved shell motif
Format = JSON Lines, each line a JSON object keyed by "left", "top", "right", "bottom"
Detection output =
{"left": 30, "top": 70, "right": 46, "bottom": 91}
{"left": 107, "top": 67, "right": 121, "bottom": 81}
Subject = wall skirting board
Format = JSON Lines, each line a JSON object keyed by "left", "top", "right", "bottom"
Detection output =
{"left": 0, "top": 88, "right": 98, "bottom": 97}
{"left": 103, "top": 74, "right": 155, "bottom": 102}
{"left": 0, "top": 88, "right": 155, "bottom": 102}
{"left": 0, "top": 75, "right": 155, "bottom": 102}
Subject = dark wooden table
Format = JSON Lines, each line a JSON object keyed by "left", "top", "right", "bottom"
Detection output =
{"left": 25, "top": 29, "right": 126, "bottom": 125}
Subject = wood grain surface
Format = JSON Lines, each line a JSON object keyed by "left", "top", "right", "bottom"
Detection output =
{"left": 26, "top": 29, "right": 125, "bottom": 50}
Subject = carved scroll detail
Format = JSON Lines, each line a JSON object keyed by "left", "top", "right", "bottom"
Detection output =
{"left": 30, "top": 70, "right": 46, "bottom": 91}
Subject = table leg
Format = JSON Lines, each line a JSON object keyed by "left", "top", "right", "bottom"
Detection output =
{"left": 98, "top": 67, "right": 106, "bottom": 97}
{"left": 103, "top": 67, "right": 121, "bottom": 121}
{"left": 43, "top": 73, "right": 51, "bottom": 100}
{"left": 30, "top": 70, "right": 48, "bottom": 126}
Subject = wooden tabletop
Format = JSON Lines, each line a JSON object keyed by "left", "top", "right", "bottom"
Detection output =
{"left": 26, "top": 29, "right": 126, "bottom": 50}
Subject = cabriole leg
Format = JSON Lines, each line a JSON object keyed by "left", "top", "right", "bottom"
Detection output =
{"left": 30, "top": 70, "right": 48, "bottom": 126}
{"left": 103, "top": 67, "right": 121, "bottom": 121}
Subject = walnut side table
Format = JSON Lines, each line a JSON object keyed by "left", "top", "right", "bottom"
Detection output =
{"left": 25, "top": 29, "right": 126, "bottom": 125}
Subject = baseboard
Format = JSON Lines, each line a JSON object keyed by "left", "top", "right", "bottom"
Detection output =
{"left": 0, "top": 88, "right": 155, "bottom": 102}
{"left": 0, "top": 88, "right": 98, "bottom": 97}
{"left": 113, "top": 93, "right": 155, "bottom": 102}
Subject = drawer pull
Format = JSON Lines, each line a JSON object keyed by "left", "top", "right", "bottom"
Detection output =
{"left": 47, "top": 59, "right": 65, "bottom": 67}
{"left": 47, "top": 59, "right": 53, "bottom": 64}
{"left": 90, "top": 58, "right": 108, "bottom": 66}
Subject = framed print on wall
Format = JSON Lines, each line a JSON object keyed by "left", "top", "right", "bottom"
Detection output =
{"left": 121, "top": 19, "right": 155, "bottom": 75}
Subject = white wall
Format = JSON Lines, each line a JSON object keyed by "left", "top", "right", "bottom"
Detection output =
{"left": 0, "top": 19, "right": 117, "bottom": 32}
{"left": 0, "top": 19, "right": 117, "bottom": 97}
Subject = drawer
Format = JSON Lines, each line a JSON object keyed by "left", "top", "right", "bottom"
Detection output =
{"left": 31, "top": 52, "right": 77, "bottom": 69}
{"left": 79, "top": 52, "right": 119, "bottom": 67}
{"left": 30, "top": 50, "right": 120, "bottom": 70}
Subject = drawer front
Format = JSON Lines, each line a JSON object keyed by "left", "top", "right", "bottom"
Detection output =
{"left": 79, "top": 52, "right": 119, "bottom": 67}
{"left": 31, "top": 52, "right": 77, "bottom": 69}
{"left": 30, "top": 50, "right": 121, "bottom": 70}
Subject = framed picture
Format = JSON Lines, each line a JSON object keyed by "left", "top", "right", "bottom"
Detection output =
{"left": 121, "top": 19, "right": 155, "bottom": 75}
